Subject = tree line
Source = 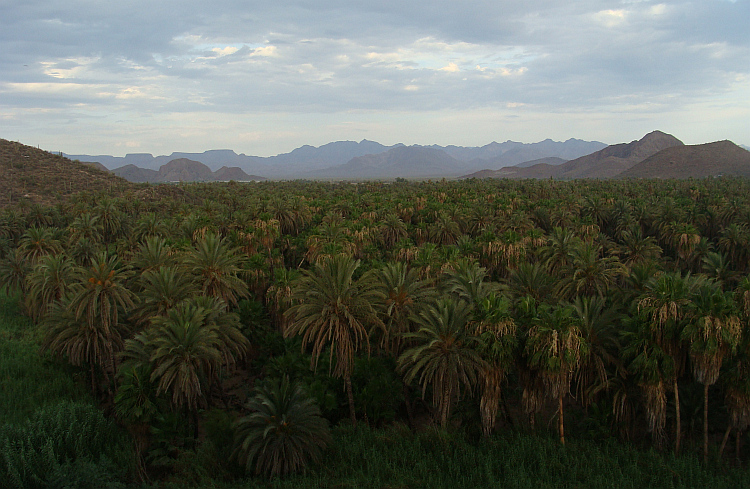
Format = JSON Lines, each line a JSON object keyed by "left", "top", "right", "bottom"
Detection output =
{"left": 2, "top": 177, "right": 750, "bottom": 479}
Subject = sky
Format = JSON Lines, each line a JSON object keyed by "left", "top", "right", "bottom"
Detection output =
{"left": 1, "top": 0, "right": 748, "bottom": 157}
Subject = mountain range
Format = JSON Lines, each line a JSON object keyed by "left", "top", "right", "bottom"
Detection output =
{"left": 63, "top": 133, "right": 750, "bottom": 182}
{"left": 67, "top": 138, "right": 607, "bottom": 181}
{"left": 110, "top": 158, "right": 264, "bottom": 183}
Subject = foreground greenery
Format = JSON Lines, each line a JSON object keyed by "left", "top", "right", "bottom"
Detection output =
{"left": 4, "top": 177, "right": 750, "bottom": 486}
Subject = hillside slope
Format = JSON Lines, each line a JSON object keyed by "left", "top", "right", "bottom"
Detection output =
{"left": 485, "top": 131, "right": 684, "bottom": 179}
{"left": 0, "top": 139, "right": 133, "bottom": 208}
{"left": 619, "top": 141, "right": 750, "bottom": 179}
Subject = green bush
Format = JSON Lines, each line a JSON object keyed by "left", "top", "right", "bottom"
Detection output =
{"left": 0, "top": 401, "right": 132, "bottom": 488}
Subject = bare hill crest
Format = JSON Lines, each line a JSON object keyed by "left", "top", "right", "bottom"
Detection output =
{"left": 467, "top": 131, "right": 684, "bottom": 179}
{"left": 0, "top": 138, "right": 134, "bottom": 208}
{"left": 619, "top": 141, "right": 750, "bottom": 179}
{"left": 111, "top": 158, "right": 264, "bottom": 183}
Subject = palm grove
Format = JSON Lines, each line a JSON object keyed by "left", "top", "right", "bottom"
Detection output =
{"left": 2, "top": 176, "right": 750, "bottom": 482}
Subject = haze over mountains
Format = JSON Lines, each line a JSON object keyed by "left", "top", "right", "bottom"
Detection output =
{"left": 110, "top": 158, "right": 265, "bottom": 183}
{"left": 64, "top": 132, "right": 750, "bottom": 182}
{"left": 67, "top": 138, "right": 606, "bottom": 181}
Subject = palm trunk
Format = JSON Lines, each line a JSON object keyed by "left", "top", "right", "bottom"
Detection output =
{"left": 737, "top": 429, "right": 742, "bottom": 465}
{"left": 720, "top": 424, "right": 732, "bottom": 461}
{"left": 441, "top": 385, "right": 451, "bottom": 429}
{"left": 674, "top": 375, "right": 681, "bottom": 455}
{"left": 345, "top": 373, "right": 356, "bottom": 425}
{"left": 90, "top": 363, "right": 97, "bottom": 397}
{"left": 559, "top": 392, "right": 565, "bottom": 445}
{"left": 703, "top": 383, "right": 709, "bottom": 464}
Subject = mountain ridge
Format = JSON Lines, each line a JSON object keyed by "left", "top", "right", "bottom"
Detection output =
{"left": 69, "top": 137, "right": 606, "bottom": 181}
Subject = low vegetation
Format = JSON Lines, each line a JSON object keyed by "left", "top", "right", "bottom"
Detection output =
{"left": 3, "top": 155, "right": 750, "bottom": 486}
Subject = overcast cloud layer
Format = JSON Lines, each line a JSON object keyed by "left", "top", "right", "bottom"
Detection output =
{"left": 1, "top": 0, "right": 748, "bottom": 156}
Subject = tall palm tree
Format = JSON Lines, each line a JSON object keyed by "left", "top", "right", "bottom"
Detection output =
{"left": 379, "top": 214, "right": 408, "bottom": 249}
{"left": 185, "top": 232, "right": 249, "bottom": 307}
{"left": 147, "top": 302, "right": 222, "bottom": 408}
{"left": 131, "top": 265, "right": 196, "bottom": 324}
{"left": 682, "top": 283, "right": 741, "bottom": 462}
{"left": 505, "top": 262, "right": 554, "bottom": 302}
{"left": 539, "top": 226, "right": 581, "bottom": 276}
{"left": 638, "top": 271, "right": 702, "bottom": 454}
{"left": 67, "top": 253, "right": 135, "bottom": 378}
{"left": 525, "top": 303, "right": 587, "bottom": 445}
{"left": 25, "top": 254, "right": 76, "bottom": 322}
{"left": 68, "top": 212, "right": 103, "bottom": 245}
{"left": 441, "top": 258, "right": 495, "bottom": 305}
{"left": 617, "top": 227, "right": 662, "bottom": 269}
{"left": 285, "top": 254, "right": 382, "bottom": 423}
{"left": 571, "top": 295, "right": 623, "bottom": 408}
{"left": 555, "top": 243, "right": 625, "bottom": 299}
{"left": 374, "top": 261, "right": 433, "bottom": 357}
{"left": 17, "top": 227, "right": 62, "bottom": 263}
{"left": 232, "top": 376, "right": 330, "bottom": 477}
{"left": 398, "top": 298, "right": 484, "bottom": 428}
{"left": 474, "top": 294, "right": 517, "bottom": 436}
{"left": 0, "top": 249, "right": 30, "bottom": 300}
{"left": 42, "top": 295, "right": 127, "bottom": 395}
{"left": 131, "top": 236, "right": 176, "bottom": 272}
{"left": 621, "top": 316, "right": 674, "bottom": 449}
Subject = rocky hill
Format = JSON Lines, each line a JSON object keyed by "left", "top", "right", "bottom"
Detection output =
{"left": 110, "top": 158, "right": 265, "bottom": 183}
{"left": 475, "top": 131, "right": 684, "bottom": 180}
{"left": 619, "top": 141, "right": 750, "bottom": 179}
{"left": 0, "top": 139, "right": 134, "bottom": 208}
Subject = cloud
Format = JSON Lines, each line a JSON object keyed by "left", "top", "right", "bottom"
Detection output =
{"left": 0, "top": 0, "right": 748, "bottom": 155}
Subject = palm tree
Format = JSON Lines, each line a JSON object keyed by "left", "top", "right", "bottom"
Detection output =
{"left": 571, "top": 295, "right": 623, "bottom": 408}
{"left": 67, "top": 253, "right": 135, "bottom": 378}
{"left": 93, "top": 199, "right": 124, "bottom": 251}
{"left": 539, "top": 226, "right": 581, "bottom": 276}
{"left": 131, "top": 265, "right": 196, "bottom": 324}
{"left": 285, "top": 254, "right": 381, "bottom": 423}
{"left": 0, "top": 249, "right": 30, "bottom": 300}
{"left": 525, "top": 303, "right": 587, "bottom": 445}
{"left": 721, "top": 354, "right": 750, "bottom": 462}
{"left": 131, "top": 236, "right": 176, "bottom": 272}
{"left": 441, "top": 258, "right": 495, "bottom": 305}
{"left": 374, "top": 261, "right": 433, "bottom": 357}
{"left": 429, "top": 211, "right": 461, "bottom": 246}
{"left": 617, "top": 227, "right": 662, "bottom": 269}
{"left": 505, "top": 262, "right": 554, "bottom": 302}
{"left": 24, "top": 254, "right": 76, "bottom": 322}
{"left": 379, "top": 214, "right": 408, "bottom": 249}
{"left": 17, "top": 227, "right": 62, "bottom": 263}
{"left": 125, "top": 300, "right": 225, "bottom": 436}
{"left": 682, "top": 283, "right": 741, "bottom": 462}
{"left": 232, "top": 376, "right": 330, "bottom": 477}
{"left": 474, "top": 294, "right": 517, "bottom": 436}
{"left": 185, "top": 232, "right": 249, "bottom": 307}
{"left": 68, "top": 212, "right": 103, "bottom": 245}
{"left": 555, "top": 243, "right": 626, "bottom": 299}
{"left": 42, "top": 296, "right": 127, "bottom": 395}
{"left": 621, "top": 316, "right": 674, "bottom": 449}
{"left": 398, "top": 298, "right": 484, "bottom": 428}
{"left": 638, "top": 271, "right": 702, "bottom": 454}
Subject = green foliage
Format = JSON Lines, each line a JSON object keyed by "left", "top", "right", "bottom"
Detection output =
{"left": 232, "top": 376, "right": 331, "bottom": 477}
{"left": 352, "top": 356, "right": 404, "bottom": 426}
{"left": 223, "top": 425, "right": 750, "bottom": 488}
{"left": 0, "top": 293, "right": 88, "bottom": 426}
{"left": 0, "top": 401, "right": 131, "bottom": 489}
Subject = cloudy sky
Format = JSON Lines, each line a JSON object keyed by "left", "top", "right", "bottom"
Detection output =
{"left": 1, "top": 0, "right": 748, "bottom": 156}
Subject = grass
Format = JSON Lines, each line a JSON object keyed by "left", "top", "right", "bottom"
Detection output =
{"left": 2, "top": 290, "right": 749, "bottom": 488}
{"left": 0, "top": 292, "right": 89, "bottom": 426}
